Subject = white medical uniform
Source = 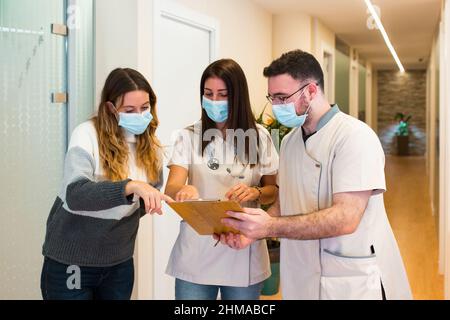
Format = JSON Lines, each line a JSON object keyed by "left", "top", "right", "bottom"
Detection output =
{"left": 166, "top": 121, "right": 279, "bottom": 287}
{"left": 278, "top": 105, "right": 412, "bottom": 300}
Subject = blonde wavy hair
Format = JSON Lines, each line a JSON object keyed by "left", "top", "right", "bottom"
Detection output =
{"left": 93, "top": 68, "right": 162, "bottom": 183}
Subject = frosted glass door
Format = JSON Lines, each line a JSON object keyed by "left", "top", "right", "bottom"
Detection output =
{"left": 0, "top": 0, "right": 67, "bottom": 299}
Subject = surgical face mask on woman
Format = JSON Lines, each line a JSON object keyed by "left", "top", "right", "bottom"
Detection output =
{"left": 202, "top": 96, "right": 229, "bottom": 123}
{"left": 118, "top": 110, "right": 153, "bottom": 135}
{"left": 271, "top": 84, "right": 313, "bottom": 128}
{"left": 107, "top": 91, "right": 154, "bottom": 135}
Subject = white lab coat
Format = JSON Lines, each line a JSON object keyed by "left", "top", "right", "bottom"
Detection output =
{"left": 278, "top": 108, "right": 412, "bottom": 300}
{"left": 165, "top": 122, "right": 279, "bottom": 286}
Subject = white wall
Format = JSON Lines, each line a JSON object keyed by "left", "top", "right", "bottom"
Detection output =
{"left": 371, "top": 65, "right": 378, "bottom": 133}
{"left": 365, "top": 62, "right": 373, "bottom": 127}
{"left": 272, "top": 14, "right": 336, "bottom": 102}
{"left": 95, "top": 0, "right": 155, "bottom": 300}
{"left": 174, "top": 0, "right": 273, "bottom": 115}
{"left": 312, "top": 18, "right": 336, "bottom": 102}
{"left": 311, "top": 18, "right": 335, "bottom": 57}
{"left": 272, "top": 12, "right": 312, "bottom": 58}
{"left": 440, "top": 0, "right": 450, "bottom": 299}
{"left": 425, "top": 2, "right": 448, "bottom": 285}
{"left": 427, "top": 28, "right": 439, "bottom": 216}
{"left": 425, "top": 0, "right": 450, "bottom": 299}
{"left": 94, "top": 2, "right": 343, "bottom": 126}
{"left": 95, "top": 0, "right": 138, "bottom": 104}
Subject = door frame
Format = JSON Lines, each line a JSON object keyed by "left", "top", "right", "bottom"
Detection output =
{"left": 67, "top": 0, "right": 77, "bottom": 139}
{"left": 66, "top": 0, "right": 95, "bottom": 139}
{"left": 441, "top": 0, "right": 450, "bottom": 300}
{"left": 153, "top": 0, "right": 219, "bottom": 68}
{"left": 349, "top": 47, "right": 360, "bottom": 119}
{"left": 365, "top": 62, "right": 373, "bottom": 127}
{"left": 133, "top": 0, "right": 219, "bottom": 300}
{"left": 321, "top": 44, "right": 335, "bottom": 103}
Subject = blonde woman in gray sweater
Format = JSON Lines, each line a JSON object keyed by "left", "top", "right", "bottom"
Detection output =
{"left": 41, "top": 68, "right": 172, "bottom": 300}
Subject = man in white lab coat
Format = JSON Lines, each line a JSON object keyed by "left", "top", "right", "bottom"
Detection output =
{"left": 222, "top": 50, "right": 412, "bottom": 300}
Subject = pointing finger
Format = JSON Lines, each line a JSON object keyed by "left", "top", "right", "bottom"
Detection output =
{"left": 163, "top": 194, "right": 175, "bottom": 203}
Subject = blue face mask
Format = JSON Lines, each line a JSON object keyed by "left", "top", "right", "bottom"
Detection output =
{"left": 202, "top": 96, "right": 229, "bottom": 123}
{"left": 271, "top": 89, "right": 312, "bottom": 128}
{"left": 272, "top": 103, "right": 312, "bottom": 128}
{"left": 118, "top": 110, "right": 153, "bottom": 135}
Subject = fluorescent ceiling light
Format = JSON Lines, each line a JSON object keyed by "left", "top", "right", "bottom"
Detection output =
{"left": 364, "top": 0, "right": 405, "bottom": 72}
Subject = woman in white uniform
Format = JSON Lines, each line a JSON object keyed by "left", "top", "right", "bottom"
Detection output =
{"left": 165, "top": 59, "right": 279, "bottom": 300}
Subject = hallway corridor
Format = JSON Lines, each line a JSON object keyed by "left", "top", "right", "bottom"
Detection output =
{"left": 385, "top": 156, "right": 443, "bottom": 299}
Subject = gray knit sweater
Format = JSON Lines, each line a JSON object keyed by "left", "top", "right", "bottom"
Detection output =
{"left": 42, "top": 121, "right": 163, "bottom": 267}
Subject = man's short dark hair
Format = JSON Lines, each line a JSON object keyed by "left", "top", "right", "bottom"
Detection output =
{"left": 263, "top": 50, "right": 325, "bottom": 92}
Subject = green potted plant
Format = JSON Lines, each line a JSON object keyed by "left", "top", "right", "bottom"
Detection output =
{"left": 255, "top": 104, "right": 291, "bottom": 296}
{"left": 394, "top": 112, "right": 412, "bottom": 156}
{"left": 261, "top": 238, "right": 280, "bottom": 295}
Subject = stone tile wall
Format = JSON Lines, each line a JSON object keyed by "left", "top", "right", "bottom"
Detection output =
{"left": 377, "top": 70, "right": 427, "bottom": 155}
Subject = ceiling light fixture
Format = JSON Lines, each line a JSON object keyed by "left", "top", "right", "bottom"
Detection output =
{"left": 364, "top": 0, "right": 405, "bottom": 72}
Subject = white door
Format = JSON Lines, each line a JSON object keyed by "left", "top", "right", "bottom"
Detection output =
{"left": 151, "top": 0, "right": 219, "bottom": 300}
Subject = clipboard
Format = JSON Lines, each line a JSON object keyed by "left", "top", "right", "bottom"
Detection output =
{"left": 167, "top": 200, "right": 244, "bottom": 235}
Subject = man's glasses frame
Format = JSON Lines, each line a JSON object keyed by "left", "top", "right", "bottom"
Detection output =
{"left": 266, "top": 82, "right": 317, "bottom": 104}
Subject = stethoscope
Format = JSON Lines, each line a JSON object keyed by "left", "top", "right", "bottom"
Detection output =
{"left": 207, "top": 145, "right": 248, "bottom": 179}
{"left": 207, "top": 156, "right": 220, "bottom": 170}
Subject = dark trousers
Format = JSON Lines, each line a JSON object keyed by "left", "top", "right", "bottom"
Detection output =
{"left": 40, "top": 257, "right": 134, "bottom": 300}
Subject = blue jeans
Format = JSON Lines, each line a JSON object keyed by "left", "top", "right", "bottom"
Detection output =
{"left": 40, "top": 257, "right": 134, "bottom": 300}
{"left": 175, "top": 278, "right": 263, "bottom": 300}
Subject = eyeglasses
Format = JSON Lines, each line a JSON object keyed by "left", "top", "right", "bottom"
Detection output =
{"left": 266, "top": 82, "right": 316, "bottom": 104}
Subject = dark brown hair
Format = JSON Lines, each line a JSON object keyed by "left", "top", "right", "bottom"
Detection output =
{"left": 263, "top": 49, "right": 325, "bottom": 91}
{"left": 199, "top": 59, "right": 259, "bottom": 165}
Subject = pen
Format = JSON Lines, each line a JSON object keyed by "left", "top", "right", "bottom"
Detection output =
{"left": 213, "top": 233, "right": 220, "bottom": 247}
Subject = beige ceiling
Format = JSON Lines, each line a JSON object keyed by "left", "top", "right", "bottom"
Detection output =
{"left": 252, "top": 0, "right": 442, "bottom": 70}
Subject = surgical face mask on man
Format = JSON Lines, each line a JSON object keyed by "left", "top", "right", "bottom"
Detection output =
{"left": 202, "top": 96, "right": 229, "bottom": 123}
{"left": 271, "top": 86, "right": 313, "bottom": 128}
{"left": 118, "top": 110, "right": 153, "bottom": 135}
